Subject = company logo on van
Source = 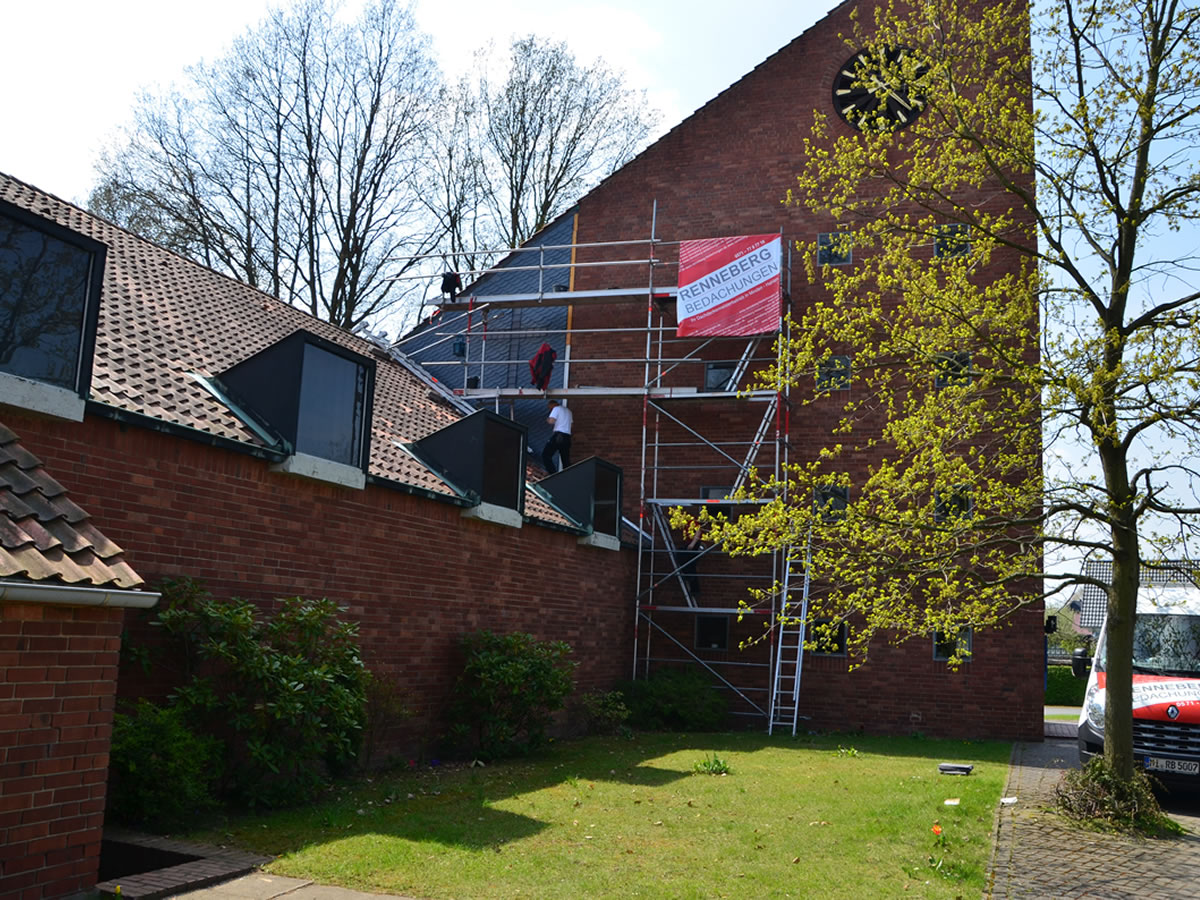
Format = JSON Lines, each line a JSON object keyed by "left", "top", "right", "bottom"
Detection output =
{"left": 1168, "top": 705, "right": 1180, "bottom": 719}
{"left": 1131, "top": 678, "right": 1200, "bottom": 709}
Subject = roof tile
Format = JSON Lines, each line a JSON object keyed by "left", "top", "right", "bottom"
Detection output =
{"left": 0, "top": 172, "right": 574, "bottom": 516}
{"left": 0, "top": 421, "right": 145, "bottom": 589}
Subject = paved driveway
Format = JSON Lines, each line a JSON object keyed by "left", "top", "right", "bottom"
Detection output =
{"left": 986, "top": 738, "right": 1200, "bottom": 899}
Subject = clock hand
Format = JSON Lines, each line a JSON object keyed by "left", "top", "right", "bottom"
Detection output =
{"left": 867, "top": 75, "right": 913, "bottom": 111}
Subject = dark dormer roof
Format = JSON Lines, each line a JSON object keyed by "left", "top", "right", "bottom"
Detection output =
{"left": 0, "top": 421, "right": 143, "bottom": 588}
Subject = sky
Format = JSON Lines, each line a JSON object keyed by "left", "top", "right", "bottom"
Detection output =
{"left": 0, "top": 0, "right": 837, "bottom": 206}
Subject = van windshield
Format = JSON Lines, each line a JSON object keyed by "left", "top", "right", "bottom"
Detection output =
{"left": 1133, "top": 614, "right": 1200, "bottom": 676}
{"left": 1096, "top": 614, "right": 1200, "bottom": 677}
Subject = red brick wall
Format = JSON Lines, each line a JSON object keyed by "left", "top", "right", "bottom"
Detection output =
{"left": 561, "top": 0, "right": 1044, "bottom": 742}
{"left": 641, "top": 606, "right": 1045, "bottom": 740}
{"left": 4, "top": 410, "right": 636, "bottom": 760}
{"left": 0, "top": 602, "right": 123, "bottom": 900}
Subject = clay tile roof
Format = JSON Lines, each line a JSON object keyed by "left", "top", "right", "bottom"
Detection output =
{"left": 0, "top": 172, "right": 592, "bottom": 518}
{"left": 0, "top": 422, "right": 144, "bottom": 589}
{"left": 525, "top": 490, "right": 577, "bottom": 529}
{"left": 0, "top": 172, "right": 467, "bottom": 499}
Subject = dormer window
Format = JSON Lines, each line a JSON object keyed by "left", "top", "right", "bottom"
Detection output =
{"left": 408, "top": 410, "right": 527, "bottom": 527}
{"left": 0, "top": 201, "right": 105, "bottom": 421}
{"left": 295, "top": 341, "right": 369, "bottom": 466}
{"left": 537, "top": 457, "right": 623, "bottom": 549}
{"left": 218, "top": 330, "right": 374, "bottom": 485}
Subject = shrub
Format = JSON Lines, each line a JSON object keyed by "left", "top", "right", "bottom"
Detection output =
{"left": 155, "top": 580, "right": 367, "bottom": 807}
{"left": 617, "top": 667, "right": 729, "bottom": 731}
{"left": 1045, "top": 665, "right": 1086, "bottom": 706}
{"left": 450, "top": 630, "right": 576, "bottom": 760}
{"left": 108, "top": 700, "right": 221, "bottom": 829}
{"left": 577, "top": 690, "right": 631, "bottom": 735}
{"left": 1055, "top": 756, "right": 1182, "bottom": 835}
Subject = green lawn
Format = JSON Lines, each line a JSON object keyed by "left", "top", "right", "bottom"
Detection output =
{"left": 194, "top": 732, "right": 1010, "bottom": 899}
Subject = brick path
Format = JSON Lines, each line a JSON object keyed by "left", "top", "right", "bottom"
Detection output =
{"left": 985, "top": 738, "right": 1200, "bottom": 899}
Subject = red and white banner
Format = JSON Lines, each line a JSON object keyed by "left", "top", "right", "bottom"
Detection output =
{"left": 676, "top": 234, "right": 782, "bottom": 337}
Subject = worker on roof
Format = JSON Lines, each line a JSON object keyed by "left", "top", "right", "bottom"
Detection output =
{"left": 542, "top": 400, "right": 573, "bottom": 473}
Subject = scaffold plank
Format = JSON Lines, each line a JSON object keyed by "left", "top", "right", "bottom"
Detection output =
{"left": 447, "top": 386, "right": 778, "bottom": 400}
{"left": 438, "top": 286, "right": 678, "bottom": 311}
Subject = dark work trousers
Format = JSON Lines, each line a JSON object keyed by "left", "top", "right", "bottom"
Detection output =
{"left": 542, "top": 432, "right": 572, "bottom": 472}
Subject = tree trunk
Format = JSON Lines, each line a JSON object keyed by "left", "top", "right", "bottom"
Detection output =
{"left": 1100, "top": 442, "right": 1139, "bottom": 781}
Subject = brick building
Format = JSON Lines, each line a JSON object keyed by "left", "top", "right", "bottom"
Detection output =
{"left": 0, "top": 168, "right": 634, "bottom": 781}
{"left": 0, "top": 1, "right": 1042, "bottom": 892}
{"left": 420, "top": 0, "right": 1044, "bottom": 741}
{"left": 0, "top": 423, "right": 156, "bottom": 899}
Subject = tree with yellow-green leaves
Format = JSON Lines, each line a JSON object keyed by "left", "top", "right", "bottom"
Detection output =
{"left": 676, "top": 0, "right": 1200, "bottom": 786}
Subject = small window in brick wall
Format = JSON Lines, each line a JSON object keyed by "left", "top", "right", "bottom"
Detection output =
{"left": 696, "top": 615, "right": 730, "bottom": 651}
{"left": 809, "top": 618, "right": 848, "bottom": 656}
{"left": 933, "top": 627, "right": 973, "bottom": 661}
{"left": 934, "top": 223, "right": 971, "bottom": 258}
{"left": 813, "top": 483, "right": 849, "bottom": 522}
{"left": 934, "top": 484, "right": 974, "bottom": 523}
{"left": 817, "top": 231, "right": 853, "bottom": 266}
{"left": 704, "top": 361, "right": 738, "bottom": 392}
{"left": 934, "top": 352, "right": 972, "bottom": 389}
{"left": 816, "top": 355, "right": 852, "bottom": 392}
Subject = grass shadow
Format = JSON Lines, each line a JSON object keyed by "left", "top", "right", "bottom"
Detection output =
{"left": 190, "top": 730, "right": 1012, "bottom": 864}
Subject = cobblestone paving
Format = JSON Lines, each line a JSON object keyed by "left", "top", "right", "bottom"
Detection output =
{"left": 985, "top": 739, "right": 1200, "bottom": 899}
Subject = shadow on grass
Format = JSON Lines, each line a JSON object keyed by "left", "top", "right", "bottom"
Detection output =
{"left": 194, "top": 730, "right": 1013, "bottom": 858}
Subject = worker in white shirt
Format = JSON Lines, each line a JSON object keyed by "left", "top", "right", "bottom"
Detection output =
{"left": 542, "top": 400, "right": 573, "bottom": 473}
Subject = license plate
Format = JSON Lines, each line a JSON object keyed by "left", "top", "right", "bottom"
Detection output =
{"left": 1144, "top": 756, "right": 1200, "bottom": 775}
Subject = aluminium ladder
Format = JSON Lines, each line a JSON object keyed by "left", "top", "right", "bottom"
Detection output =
{"left": 768, "top": 534, "right": 812, "bottom": 735}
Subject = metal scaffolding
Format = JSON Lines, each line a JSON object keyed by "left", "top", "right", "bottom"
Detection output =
{"left": 393, "top": 221, "right": 810, "bottom": 734}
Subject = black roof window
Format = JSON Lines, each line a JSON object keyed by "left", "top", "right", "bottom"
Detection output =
{"left": 218, "top": 329, "right": 374, "bottom": 470}
{"left": 0, "top": 200, "right": 105, "bottom": 402}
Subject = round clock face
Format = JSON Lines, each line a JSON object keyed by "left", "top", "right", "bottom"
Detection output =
{"left": 832, "top": 47, "right": 925, "bottom": 130}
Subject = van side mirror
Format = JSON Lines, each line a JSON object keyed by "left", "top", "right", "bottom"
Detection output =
{"left": 1071, "top": 647, "right": 1092, "bottom": 679}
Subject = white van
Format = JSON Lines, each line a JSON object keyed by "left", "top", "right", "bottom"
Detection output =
{"left": 1074, "top": 584, "right": 1200, "bottom": 783}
